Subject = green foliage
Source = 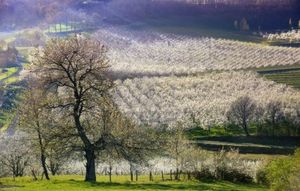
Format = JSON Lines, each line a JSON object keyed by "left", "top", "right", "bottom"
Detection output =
{"left": 186, "top": 123, "right": 299, "bottom": 155}
{"left": 3, "top": 76, "right": 19, "bottom": 85}
{"left": 265, "top": 149, "right": 300, "bottom": 191}
{"left": 256, "top": 169, "right": 269, "bottom": 185}
{"left": 187, "top": 124, "right": 259, "bottom": 139}
{"left": 266, "top": 158, "right": 292, "bottom": 190}
{"left": 187, "top": 125, "right": 241, "bottom": 138}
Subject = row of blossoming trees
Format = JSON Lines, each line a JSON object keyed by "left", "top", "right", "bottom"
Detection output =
{"left": 113, "top": 71, "right": 300, "bottom": 136}
{"left": 94, "top": 28, "right": 300, "bottom": 78}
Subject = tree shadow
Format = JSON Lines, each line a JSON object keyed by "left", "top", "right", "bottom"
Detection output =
{"left": 66, "top": 179, "right": 263, "bottom": 191}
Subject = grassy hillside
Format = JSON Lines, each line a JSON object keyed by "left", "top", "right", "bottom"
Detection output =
{"left": 256, "top": 65, "right": 300, "bottom": 89}
{"left": 262, "top": 70, "right": 300, "bottom": 89}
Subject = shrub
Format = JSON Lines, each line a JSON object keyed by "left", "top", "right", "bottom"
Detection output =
{"left": 193, "top": 166, "right": 253, "bottom": 183}
{"left": 265, "top": 149, "right": 300, "bottom": 191}
{"left": 192, "top": 149, "right": 259, "bottom": 184}
{"left": 193, "top": 168, "right": 215, "bottom": 181}
{"left": 216, "top": 166, "right": 253, "bottom": 183}
{"left": 256, "top": 168, "right": 269, "bottom": 185}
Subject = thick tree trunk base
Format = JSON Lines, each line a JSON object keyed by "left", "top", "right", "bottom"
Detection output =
{"left": 85, "top": 149, "right": 96, "bottom": 182}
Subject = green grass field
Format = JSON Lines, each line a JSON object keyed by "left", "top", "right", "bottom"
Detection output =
{"left": 0, "top": 68, "right": 18, "bottom": 81}
{"left": 253, "top": 64, "right": 300, "bottom": 89}
{"left": 0, "top": 175, "right": 267, "bottom": 191}
{"left": 0, "top": 111, "right": 16, "bottom": 132}
{"left": 46, "top": 24, "right": 73, "bottom": 33}
{"left": 262, "top": 70, "right": 300, "bottom": 89}
{"left": 3, "top": 76, "right": 19, "bottom": 85}
{"left": 187, "top": 126, "right": 299, "bottom": 155}
{"left": 0, "top": 67, "right": 21, "bottom": 85}
{"left": 45, "top": 23, "right": 87, "bottom": 34}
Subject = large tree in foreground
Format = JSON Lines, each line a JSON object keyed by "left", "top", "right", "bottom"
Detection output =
{"left": 31, "top": 36, "right": 160, "bottom": 182}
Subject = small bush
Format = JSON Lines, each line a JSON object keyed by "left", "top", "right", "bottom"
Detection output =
{"left": 256, "top": 168, "right": 269, "bottom": 185}
{"left": 216, "top": 166, "right": 253, "bottom": 183}
{"left": 265, "top": 148, "right": 300, "bottom": 191}
{"left": 193, "top": 166, "right": 253, "bottom": 183}
{"left": 193, "top": 168, "right": 215, "bottom": 181}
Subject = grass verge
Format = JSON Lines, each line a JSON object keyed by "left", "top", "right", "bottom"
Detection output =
{"left": 0, "top": 175, "right": 267, "bottom": 191}
{"left": 0, "top": 68, "right": 18, "bottom": 81}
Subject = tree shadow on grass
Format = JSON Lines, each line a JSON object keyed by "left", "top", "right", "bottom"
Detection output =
{"left": 0, "top": 185, "right": 23, "bottom": 189}
{"left": 66, "top": 179, "right": 264, "bottom": 191}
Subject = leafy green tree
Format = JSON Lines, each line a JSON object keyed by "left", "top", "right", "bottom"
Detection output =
{"left": 266, "top": 149, "right": 300, "bottom": 191}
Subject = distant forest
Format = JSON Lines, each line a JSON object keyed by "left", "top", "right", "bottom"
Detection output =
{"left": 0, "top": 0, "right": 299, "bottom": 31}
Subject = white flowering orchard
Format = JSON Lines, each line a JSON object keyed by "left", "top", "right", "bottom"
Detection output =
{"left": 112, "top": 71, "right": 300, "bottom": 128}
{"left": 94, "top": 28, "right": 300, "bottom": 78}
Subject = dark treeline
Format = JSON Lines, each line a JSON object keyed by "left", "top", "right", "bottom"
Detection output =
{"left": 105, "top": 0, "right": 300, "bottom": 31}
{"left": 1, "top": 0, "right": 300, "bottom": 32}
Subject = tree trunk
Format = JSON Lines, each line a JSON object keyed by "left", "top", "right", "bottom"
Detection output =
{"left": 130, "top": 169, "right": 134, "bottom": 182}
{"left": 85, "top": 149, "right": 96, "bottom": 182}
{"left": 135, "top": 170, "right": 138, "bottom": 182}
{"left": 242, "top": 119, "right": 250, "bottom": 137}
{"left": 73, "top": 104, "right": 95, "bottom": 182}
{"left": 41, "top": 153, "right": 50, "bottom": 180}
{"left": 49, "top": 159, "right": 59, "bottom": 176}
{"left": 37, "top": 130, "right": 50, "bottom": 180}
{"left": 175, "top": 168, "right": 179, "bottom": 180}
{"left": 272, "top": 117, "right": 275, "bottom": 137}
{"left": 244, "top": 126, "right": 250, "bottom": 136}
{"left": 109, "top": 165, "right": 112, "bottom": 183}
{"left": 149, "top": 171, "right": 153, "bottom": 181}
{"left": 31, "top": 169, "right": 38, "bottom": 181}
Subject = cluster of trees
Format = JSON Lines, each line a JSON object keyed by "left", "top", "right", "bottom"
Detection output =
{"left": 233, "top": 17, "right": 250, "bottom": 31}
{"left": 0, "top": 124, "right": 263, "bottom": 184}
{"left": 263, "top": 29, "right": 300, "bottom": 42}
{"left": 227, "top": 96, "right": 300, "bottom": 136}
{"left": 0, "top": 42, "right": 204, "bottom": 177}
{"left": 0, "top": 36, "right": 165, "bottom": 182}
